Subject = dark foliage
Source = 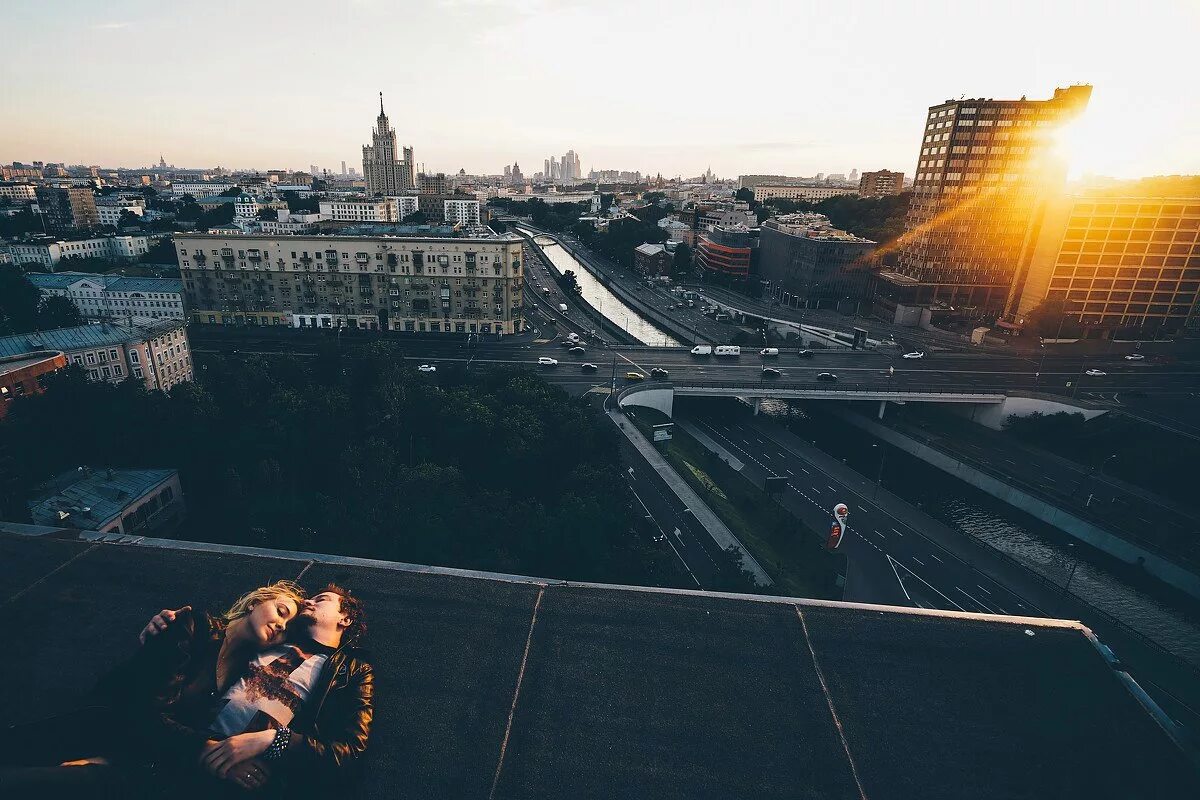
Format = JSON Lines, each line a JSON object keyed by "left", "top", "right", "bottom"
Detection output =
{"left": 3, "top": 347, "right": 675, "bottom": 584}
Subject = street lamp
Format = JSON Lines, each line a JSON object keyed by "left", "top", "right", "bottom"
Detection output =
{"left": 1064, "top": 542, "right": 1080, "bottom": 593}
{"left": 871, "top": 443, "right": 887, "bottom": 500}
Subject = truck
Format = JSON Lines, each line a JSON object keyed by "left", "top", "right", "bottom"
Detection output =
{"left": 714, "top": 345, "right": 741, "bottom": 357}
{"left": 558, "top": 303, "right": 568, "bottom": 314}
{"left": 690, "top": 344, "right": 712, "bottom": 356}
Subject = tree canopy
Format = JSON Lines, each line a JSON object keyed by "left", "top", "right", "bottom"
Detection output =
{"left": 2, "top": 346, "right": 681, "bottom": 586}
{"left": 0, "top": 267, "right": 82, "bottom": 335}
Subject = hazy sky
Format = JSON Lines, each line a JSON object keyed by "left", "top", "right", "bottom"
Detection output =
{"left": 3, "top": 0, "right": 1197, "bottom": 180}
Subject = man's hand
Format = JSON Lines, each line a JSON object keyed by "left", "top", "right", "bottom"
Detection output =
{"left": 138, "top": 605, "right": 191, "bottom": 644}
{"left": 199, "top": 730, "right": 276, "bottom": 778}
{"left": 227, "top": 757, "right": 272, "bottom": 791}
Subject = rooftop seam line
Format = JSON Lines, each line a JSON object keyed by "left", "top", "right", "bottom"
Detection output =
{"left": 489, "top": 584, "right": 545, "bottom": 799}
{"left": 3, "top": 541, "right": 102, "bottom": 608}
{"left": 795, "top": 604, "right": 868, "bottom": 800}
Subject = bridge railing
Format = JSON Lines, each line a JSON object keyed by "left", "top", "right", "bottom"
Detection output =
{"left": 659, "top": 378, "right": 1008, "bottom": 397}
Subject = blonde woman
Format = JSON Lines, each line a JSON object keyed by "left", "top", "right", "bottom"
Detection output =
{"left": 1, "top": 580, "right": 307, "bottom": 797}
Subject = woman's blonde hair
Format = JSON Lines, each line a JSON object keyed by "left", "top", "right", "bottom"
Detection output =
{"left": 221, "top": 580, "right": 307, "bottom": 624}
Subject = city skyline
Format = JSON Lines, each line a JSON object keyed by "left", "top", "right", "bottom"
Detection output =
{"left": 2, "top": 1, "right": 1197, "bottom": 180}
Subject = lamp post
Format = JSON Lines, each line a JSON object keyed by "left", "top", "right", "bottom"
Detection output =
{"left": 1064, "top": 542, "right": 1079, "bottom": 593}
{"left": 871, "top": 443, "right": 887, "bottom": 500}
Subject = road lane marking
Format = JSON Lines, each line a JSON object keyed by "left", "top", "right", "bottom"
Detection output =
{"left": 928, "top": 553, "right": 943, "bottom": 563}
{"left": 891, "top": 528, "right": 904, "bottom": 537}
{"left": 911, "top": 557, "right": 924, "bottom": 566}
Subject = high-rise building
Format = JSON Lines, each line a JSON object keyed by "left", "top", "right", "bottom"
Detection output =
{"left": 759, "top": 214, "right": 877, "bottom": 310}
{"left": 341, "top": 161, "right": 347, "bottom": 175}
{"left": 35, "top": 186, "right": 98, "bottom": 231}
{"left": 877, "top": 85, "right": 1092, "bottom": 321}
{"left": 849, "top": 169, "right": 859, "bottom": 184}
{"left": 858, "top": 170, "right": 906, "bottom": 198}
{"left": 1012, "top": 184, "right": 1200, "bottom": 337}
{"left": 362, "top": 93, "right": 416, "bottom": 195}
{"left": 544, "top": 159, "right": 551, "bottom": 181}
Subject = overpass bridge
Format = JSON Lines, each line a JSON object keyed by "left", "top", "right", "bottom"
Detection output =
{"left": 616, "top": 379, "right": 1009, "bottom": 419}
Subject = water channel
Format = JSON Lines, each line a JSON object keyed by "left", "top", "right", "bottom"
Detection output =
{"left": 758, "top": 399, "right": 1200, "bottom": 665}
{"left": 518, "top": 228, "right": 682, "bottom": 347}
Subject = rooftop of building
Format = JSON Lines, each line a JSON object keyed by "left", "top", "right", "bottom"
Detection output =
{"left": 0, "top": 318, "right": 184, "bottom": 358}
{"left": 179, "top": 224, "right": 521, "bottom": 243}
{"left": 764, "top": 215, "right": 877, "bottom": 244}
{"left": 0, "top": 350, "right": 64, "bottom": 379}
{"left": 1, "top": 524, "right": 1196, "bottom": 798}
{"left": 634, "top": 243, "right": 666, "bottom": 256}
{"left": 26, "top": 468, "right": 176, "bottom": 530}
{"left": 9, "top": 233, "right": 147, "bottom": 246}
{"left": 25, "top": 271, "right": 183, "bottom": 293}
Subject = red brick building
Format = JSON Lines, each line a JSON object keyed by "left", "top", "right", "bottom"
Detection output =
{"left": 0, "top": 350, "right": 67, "bottom": 420}
{"left": 696, "top": 225, "right": 754, "bottom": 280}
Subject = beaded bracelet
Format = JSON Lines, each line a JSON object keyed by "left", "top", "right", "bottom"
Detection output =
{"left": 264, "top": 726, "right": 291, "bottom": 760}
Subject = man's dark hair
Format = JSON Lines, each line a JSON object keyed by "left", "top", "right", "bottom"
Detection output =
{"left": 324, "top": 583, "right": 367, "bottom": 645}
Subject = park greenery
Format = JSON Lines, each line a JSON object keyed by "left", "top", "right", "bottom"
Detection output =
{"left": 735, "top": 187, "right": 912, "bottom": 247}
{"left": 3, "top": 344, "right": 683, "bottom": 587}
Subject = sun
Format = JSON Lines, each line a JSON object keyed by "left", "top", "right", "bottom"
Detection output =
{"left": 1050, "top": 94, "right": 1144, "bottom": 180}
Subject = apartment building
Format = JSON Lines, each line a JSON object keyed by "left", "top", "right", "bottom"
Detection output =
{"left": 173, "top": 227, "right": 526, "bottom": 335}
{"left": 858, "top": 170, "right": 906, "bottom": 197}
{"left": 752, "top": 185, "right": 858, "bottom": 202}
{"left": 25, "top": 272, "right": 185, "bottom": 323}
{"left": 1013, "top": 193, "right": 1200, "bottom": 336}
{"left": 7, "top": 235, "right": 151, "bottom": 269}
{"left": 877, "top": 85, "right": 1092, "bottom": 321}
{"left": 319, "top": 197, "right": 403, "bottom": 223}
{"left": 35, "top": 186, "right": 98, "bottom": 230}
{"left": 0, "top": 183, "right": 37, "bottom": 203}
{"left": 168, "top": 182, "right": 236, "bottom": 198}
{"left": 0, "top": 319, "right": 193, "bottom": 392}
{"left": 0, "top": 351, "right": 67, "bottom": 421}
{"left": 97, "top": 204, "right": 144, "bottom": 227}
{"left": 28, "top": 467, "right": 186, "bottom": 536}
{"left": 444, "top": 198, "right": 481, "bottom": 226}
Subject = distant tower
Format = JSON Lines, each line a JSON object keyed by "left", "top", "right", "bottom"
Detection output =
{"left": 362, "top": 92, "right": 415, "bottom": 194}
{"left": 341, "top": 160, "right": 347, "bottom": 175}
{"left": 158, "top": 154, "right": 167, "bottom": 169}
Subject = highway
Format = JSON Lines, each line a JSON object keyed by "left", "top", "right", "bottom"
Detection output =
{"left": 684, "top": 412, "right": 1038, "bottom": 613}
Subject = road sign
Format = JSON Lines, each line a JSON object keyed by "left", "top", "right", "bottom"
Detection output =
{"left": 652, "top": 422, "right": 674, "bottom": 443}
{"left": 827, "top": 503, "right": 849, "bottom": 550}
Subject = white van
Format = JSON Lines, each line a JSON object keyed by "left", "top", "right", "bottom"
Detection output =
{"left": 690, "top": 344, "right": 713, "bottom": 356}
{"left": 714, "top": 345, "right": 741, "bottom": 357}
{"left": 760, "top": 348, "right": 779, "bottom": 357}
{"left": 558, "top": 303, "right": 568, "bottom": 313}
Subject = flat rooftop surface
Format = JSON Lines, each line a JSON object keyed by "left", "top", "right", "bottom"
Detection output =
{"left": 2, "top": 526, "right": 1196, "bottom": 799}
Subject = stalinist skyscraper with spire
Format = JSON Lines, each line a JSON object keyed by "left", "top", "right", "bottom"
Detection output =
{"left": 362, "top": 92, "right": 415, "bottom": 195}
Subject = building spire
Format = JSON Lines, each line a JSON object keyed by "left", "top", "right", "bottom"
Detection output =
{"left": 379, "top": 91, "right": 385, "bottom": 117}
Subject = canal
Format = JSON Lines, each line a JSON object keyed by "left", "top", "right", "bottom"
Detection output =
{"left": 761, "top": 399, "right": 1200, "bottom": 665}
{"left": 518, "top": 228, "right": 682, "bottom": 347}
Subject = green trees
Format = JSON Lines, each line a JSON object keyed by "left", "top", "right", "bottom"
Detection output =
{"left": 762, "top": 192, "right": 912, "bottom": 246}
{"left": 2, "top": 347, "right": 676, "bottom": 586}
{"left": 141, "top": 238, "right": 179, "bottom": 265}
{"left": 0, "top": 267, "right": 82, "bottom": 335}
{"left": 671, "top": 242, "right": 693, "bottom": 276}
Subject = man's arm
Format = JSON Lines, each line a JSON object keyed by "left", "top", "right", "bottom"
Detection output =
{"left": 139, "top": 605, "right": 191, "bottom": 644}
{"left": 286, "top": 660, "right": 374, "bottom": 775}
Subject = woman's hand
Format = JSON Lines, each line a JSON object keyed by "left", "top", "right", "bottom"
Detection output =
{"left": 199, "top": 730, "right": 276, "bottom": 778}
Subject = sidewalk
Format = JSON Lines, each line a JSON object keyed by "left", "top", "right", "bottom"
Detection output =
{"left": 607, "top": 410, "right": 773, "bottom": 587}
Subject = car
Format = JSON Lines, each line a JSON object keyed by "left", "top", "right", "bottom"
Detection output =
{"left": 560, "top": 340, "right": 575, "bottom": 347}
{"left": 762, "top": 367, "right": 782, "bottom": 378}
{"left": 569, "top": 346, "right": 586, "bottom": 354}
{"left": 760, "top": 348, "right": 779, "bottom": 356}
{"left": 816, "top": 372, "right": 838, "bottom": 382}
{"left": 538, "top": 357, "right": 558, "bottom": 366}
{"left": 650, "top": 367, "right": 669, "bottom": 379}
{"left": 902, "top": 351, "right": 925, "bottom": 359}
{"left": 581, "top": 363, "right": 598, "bottom": 371}
{"left": 625, "top": 371, "right": 644, "bottom": 381}
{"left": 797, "top": 349, "right": 814, "bottom": 358}
{"left": 1125, "top": 353, "right": 1146, "bottom": 361}
{"left": 417, "top": 364, "right": 436, "bottom": 373}
{"left": 1085, "top": 369, "right": 1106, "bottom": 376}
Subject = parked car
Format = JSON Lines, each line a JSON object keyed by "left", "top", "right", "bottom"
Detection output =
{"left": 581, "top": 363, "right": 598, "bottom": 371}
{"left": 902, "top": 351, "right": 925, "bottom": 359}
{"left": 1085, "top": 369, "right": 1106, "bottom": 376}
{"left": 762, "top": 367, "right": 782, "bottom": 378}
{"left": 1125, "top": 353, "right": 1146, "bottom": 361}
{"left": 650, "top": 367, "right": 669, "bottom": 379}
{"left": 417, "top": 364, "right": 437, "bottom": 373}
{"left": 760, "top": 348, "right": 780, "bottom": 357}
{"left": 538, "top": 357, "right": 558, "bottom": 366}
{"left": 797, "top": 349, "right": 814, "bottom": 358}
{"left": 816, "top": 372, "right": 838, "bottom": 382}
{"left": 569, "top": 346, "right": 586, "bottom": 354}
{"left": 625, "top": 371, "right": 645, "bottom": 381}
